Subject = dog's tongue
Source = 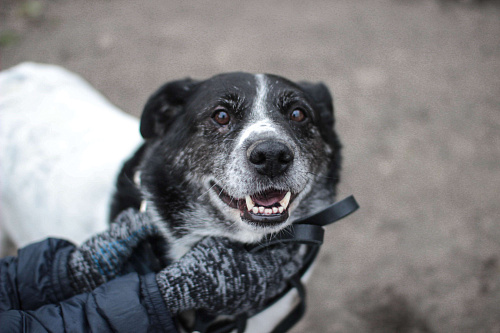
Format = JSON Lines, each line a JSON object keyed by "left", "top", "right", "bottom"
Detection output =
{"left": 252, "top": 190, "right": 287, "bottom": 207}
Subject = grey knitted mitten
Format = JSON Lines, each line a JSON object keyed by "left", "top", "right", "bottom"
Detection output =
{"left": 68, "top": 208, "right": 159, "bottom": 293}
{"left": 156, "top": 237, "right": 303, "bottom": 316}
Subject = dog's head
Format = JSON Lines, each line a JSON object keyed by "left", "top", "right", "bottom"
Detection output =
{"left": 138, "top": 73, "right": 341, "bottom": 251}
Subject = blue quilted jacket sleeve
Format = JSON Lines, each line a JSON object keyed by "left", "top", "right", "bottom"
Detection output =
{"left": 0, "top": 238, "right": 177, "bottom": 332}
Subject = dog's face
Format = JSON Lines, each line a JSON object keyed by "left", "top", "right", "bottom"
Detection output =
{"left": 138, "top": 73, "right": 341, "bottom": 253}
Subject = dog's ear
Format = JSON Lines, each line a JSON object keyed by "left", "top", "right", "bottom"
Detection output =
{"left": 140, "top": 78, "right": 198, "bottom": 139}
{"left": 298, "top": 82, "right": 341, "bottom": 187}
{"left": 298, "top": 82, "right": 335, "bottom": 128}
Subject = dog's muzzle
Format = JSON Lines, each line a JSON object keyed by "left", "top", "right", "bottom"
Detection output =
{"left": 208, "top": 139, "right": 298, "bottom": 227}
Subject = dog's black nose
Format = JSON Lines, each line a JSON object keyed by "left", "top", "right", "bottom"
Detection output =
{"left": 248, "top": 141, "right": 294, "bottom": 178}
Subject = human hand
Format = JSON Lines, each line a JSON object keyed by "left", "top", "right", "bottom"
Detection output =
{"left": 68, "top": 209, "right": 159, "bottom": 293}
{"left": 156, "top": 237, "right": 303, "bottom": 316}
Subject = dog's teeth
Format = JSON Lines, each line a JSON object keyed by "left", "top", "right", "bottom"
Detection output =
{"left": 279, "top": 191, "right": 291, "bottom": 210}
{"left": 265, "top": 208, "right": 272, "bottom": 215}
{"left": 272, "top": 207, "right": 278, "bottom": 214}
{"left": 245, "top": 195, "right": 255, "bottom": 211}
{"left": 279, "top": 206, "right": 284, "bottom": 214}
{"left": 259, "top": 206, "right": 265, "bottom": 214}
{"left": 252, "top": 207, "right": 259, "bottom": 214}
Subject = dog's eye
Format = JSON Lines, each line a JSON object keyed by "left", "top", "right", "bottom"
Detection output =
{"left": 213, "top": 109, "right": 230, "bottom": 125}
{"left": 290, "top": 109, "right": 306, "bottom": 122}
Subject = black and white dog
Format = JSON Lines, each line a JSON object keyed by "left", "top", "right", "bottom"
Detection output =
{"left": 110, "top": 72, "right": 342, "bottom": 331}
{"left": 0, "top": 65, "right": 342, "bottom": 331}
{"left": 111, "top": 72, "right": 341, "bottom": 260}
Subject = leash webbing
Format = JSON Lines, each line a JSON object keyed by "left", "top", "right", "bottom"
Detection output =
{"left": 186, "top": 195, "right": 359, "bottom": 333}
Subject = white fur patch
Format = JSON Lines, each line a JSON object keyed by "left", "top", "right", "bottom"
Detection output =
{"left": 253, "top": 73, "right": 268, "bottom": 118}
{"left": 235, "top": 74, "right": 283, "bottom": 150}
{"left": 236, "top": 120, "right": 278, "bottom": 147}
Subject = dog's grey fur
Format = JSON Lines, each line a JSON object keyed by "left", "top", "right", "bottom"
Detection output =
{"left": 111, "top": 72, "right": 341, "bottom": 260}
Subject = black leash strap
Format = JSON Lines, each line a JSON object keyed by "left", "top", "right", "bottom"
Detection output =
{"left": 186, "top": 196, "right": 359, "bottom": 333}
{"left": 189, "top": 312, "right": 247, "bottom": 333}
{"left": 294, "top": 195, "right": 359, "bottom": 226}
{"left": 248, "top": 195, "right": 359, "bottom": 253}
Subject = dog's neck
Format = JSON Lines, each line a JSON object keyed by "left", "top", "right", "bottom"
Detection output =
{"left": 144, "top": 199, "right": 201, "bottom": 260}
{"left": 134, "top": 170, "right": 204, "bottom": 260}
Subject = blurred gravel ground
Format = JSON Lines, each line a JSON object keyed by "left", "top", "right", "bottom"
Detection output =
{"left": 1, "top": 0, "right": 499, "bottom": 332}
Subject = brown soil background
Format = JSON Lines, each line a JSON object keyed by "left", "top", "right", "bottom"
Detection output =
{"left": 1, "top": 0, "right": 499, "bottom": 332}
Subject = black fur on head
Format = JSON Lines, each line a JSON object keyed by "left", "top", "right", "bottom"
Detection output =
{"left": 140, "top": 78, "right": 199, "bottom": 139}
{"left": 296, "top": 81, "right": 341, "bottom": 183}
{"left": 112, "top": 72, "right": 342, "bottom": 259}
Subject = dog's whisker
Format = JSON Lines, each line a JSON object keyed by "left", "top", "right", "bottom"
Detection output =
{"left": 218, "top": 187, "right": 225, "bottom": 197}
{"left": 282, "top": 226, "right": 295, "bottom": 238}
{"left": 197, "top": 180, "right": 220, "bottom": 199}
{"left": 295, "top": 170, "right": 338, "bottom": 181}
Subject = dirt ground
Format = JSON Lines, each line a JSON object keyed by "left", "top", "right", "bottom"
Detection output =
{"left": 1, "top": 0, "right": 499, "bottom": 332}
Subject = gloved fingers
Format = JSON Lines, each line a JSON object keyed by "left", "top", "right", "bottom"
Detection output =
{"left": 109, "top": 208, "right": 159, "bottom": 240}
{"left": 77, "top": 213, "right": 155, "bottom": 263}
{"left": 279, "top": 254, "right": 304, "bottom": 280}
{"left": 68, "top": 209, "right": 162, "bottom": 294}
{"left": 156, "top": 236, "right": 307, "bottom": 317}
{"left": 79, "top": 209, "right": 157, "bottom": 248}
{"left": 190, "top": 236, "right": 241, "bottom": 251}
{"left": 250, "top": 242, "right": 302, "bottom": 265}
{"left": 183, "top": 237, "right": 303, "bottom": 279}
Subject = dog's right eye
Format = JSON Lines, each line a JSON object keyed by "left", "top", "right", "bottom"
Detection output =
{"left": 290, "top": 109, "right": 307, "bottom": 123}
{"left": 213, "top": 109, "right": 231, "bottom": 126}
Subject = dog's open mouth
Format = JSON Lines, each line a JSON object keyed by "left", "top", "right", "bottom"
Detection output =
{"left": 210, "top": 182, "right": 297, "bottom": 227}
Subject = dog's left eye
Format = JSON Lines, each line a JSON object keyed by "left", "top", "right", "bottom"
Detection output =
{"left": 213, "top": 109, "right": 231, "bottom": 126}
{"left": 290, "top": 109, "right": 307, "bottom": 122}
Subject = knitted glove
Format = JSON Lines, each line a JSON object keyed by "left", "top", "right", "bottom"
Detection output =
{"left": 68, "top": 208, "right": 160, "bottom": 293}
{"left": 156, "top": 237, "right": 303, "bottom": 316}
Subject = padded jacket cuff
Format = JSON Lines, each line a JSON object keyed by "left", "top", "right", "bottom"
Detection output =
{"left": 141, "top": 273, "right": 178, "bottom": 332}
